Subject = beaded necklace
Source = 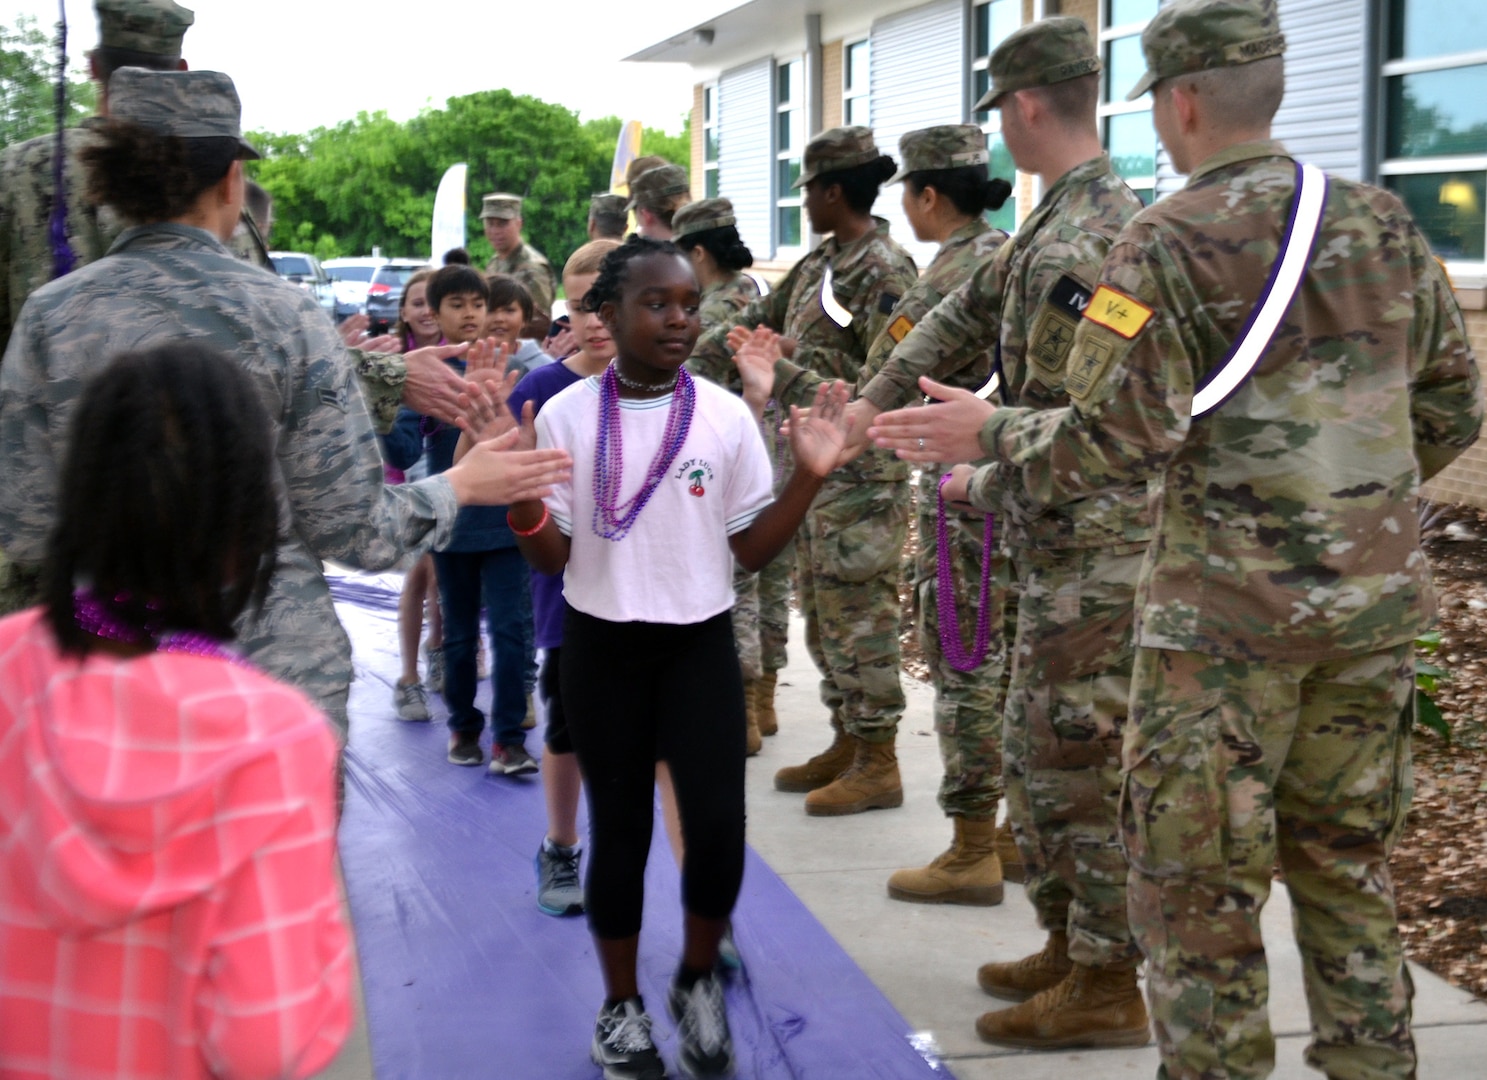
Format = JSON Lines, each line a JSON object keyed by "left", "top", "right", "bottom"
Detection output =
{"left": 592, "top": 363, "right": 695, "bottom": 541}
{"left": 935, "top": 473, "right": 996, "bottom": 671}
{"left": 72, "top": 589, "right": 252, "bottom": 668}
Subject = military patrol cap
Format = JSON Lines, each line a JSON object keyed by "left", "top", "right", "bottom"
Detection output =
{"left": 887, "top": 125, "right": 990, "bottom": 185}
{"left": 95, "top": 0, "right": 195, "bottom": 58}
{"left": 626, "top": 164, "right": 690, "bottom": 211}
{"left": 792, "top": 126, "right": 886, "bottom": 190}
{"left": 974, "top": 17, "right": 1101, "bottom": 112}
{"left": 1126, "top": 0, "right": 1286, "bottom": 100}
{"left": 589, "top": 193, "right": 628, "bottom": 218}
{"left": 671, "top": 198, "right": 737, "bottom": 241}
{"left": 107, "top": 68, "right": 259, "bottom": 159}
{"left": 480, "top": 193, "right": 523, "bottom": 220}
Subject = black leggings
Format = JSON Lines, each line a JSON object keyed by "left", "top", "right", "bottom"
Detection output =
{"left": 561, "top": 605, "right": 747, "bottom": 940}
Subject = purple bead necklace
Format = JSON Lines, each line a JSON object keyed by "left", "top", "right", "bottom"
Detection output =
{"left": 936, "top": 473, "right": 996, "bottom": 672}
{"left": 592, "top": 362, "right": 696, "bottom": 541}
{"left": 73, "top": 589, "right": 252, "bottom": 667}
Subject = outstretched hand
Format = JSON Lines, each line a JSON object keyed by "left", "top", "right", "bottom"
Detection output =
{"left": 790, "top": 381, "right": 850, "bottom": 478}
{"left": 402, "top": 342, "right": 475, "bottom": 425}
{"left": 444, "top": 426, "right": 571, "bottom": 506}
{"left": 733, "top": 326, "right": 782, "bottom": 418}
{"left": 867, "top": 376, "right": 996, "bottom": 464}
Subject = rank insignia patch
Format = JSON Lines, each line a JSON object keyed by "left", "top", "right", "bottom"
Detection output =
{"left": 1064, "top": 338, "right": 1115, "bottom": 401}
{"left": 887, "top": 315, "right": 915, "bottom": 343}
{"left": 1083, "top": 285, "right": 1153, "bottom": 339}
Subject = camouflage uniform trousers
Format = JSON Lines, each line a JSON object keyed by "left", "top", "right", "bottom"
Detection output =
{"left": 1004, "top": 542, "right": 1145, "bottom": 969}
{"left": 731, "top": 546, "right": 793, "bottom": 680}
{"left": 1124, "top": 642, "right": 1416, "bottom": 1080}
{"left": 796, "top": 478, "right": 910, "bottom": 743}
{"left": 912, "top": 468, "right": 1009, "bottom": 819}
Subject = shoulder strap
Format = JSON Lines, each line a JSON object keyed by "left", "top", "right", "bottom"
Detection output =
{"left": 1190, "top": 161, "right": 1329, "bottom": 418}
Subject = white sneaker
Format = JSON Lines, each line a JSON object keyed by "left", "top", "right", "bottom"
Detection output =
{"left": 392, "top": 680, "right": 430, "bottom": 722}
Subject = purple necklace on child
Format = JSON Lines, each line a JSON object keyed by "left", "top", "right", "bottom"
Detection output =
{"left": 73, "top": 589, "right": 252, "bottom": 667}
{"left": 936, "top": 473, "right": 996, "bottom": 671}
{"left": 592, "top": 361, "right": 695, "bottom": 542}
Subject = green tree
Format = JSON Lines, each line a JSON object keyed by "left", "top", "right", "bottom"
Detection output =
{"left": 1, "top": 16, "right": 97, "bottom": 150}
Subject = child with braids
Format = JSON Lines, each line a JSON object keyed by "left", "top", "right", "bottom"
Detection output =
{"left": 506, "top": 237, "right": 850, "bottom": 1080}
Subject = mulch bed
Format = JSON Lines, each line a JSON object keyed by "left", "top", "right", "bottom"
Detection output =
{"left": 895, "top": 500, "right": 1487, "bottom": 1001}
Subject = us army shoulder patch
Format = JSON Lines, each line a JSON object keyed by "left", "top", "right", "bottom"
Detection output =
{"left": 878, "top": 293, "right": 901, "bottom": 315}
{"left": 1064, "top": 336, "right": 1117, "bottom": 402}
{"left": 887, "top": 315, "right": 915, "bottom": 343}
{"left": 1083, "top": 285, "right": 1153, "bottom": 339}
{"left": 1028, "top": 275, "right": 1093, "bottom": 378}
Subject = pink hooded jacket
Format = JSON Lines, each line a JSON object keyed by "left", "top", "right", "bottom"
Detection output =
{"left": 0, "top": 609, "right": 351, "bottom": 1079}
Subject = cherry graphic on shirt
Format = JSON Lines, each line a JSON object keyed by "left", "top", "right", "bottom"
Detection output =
{"left": 688, "top": 469, "right": 706, "bottom": 497}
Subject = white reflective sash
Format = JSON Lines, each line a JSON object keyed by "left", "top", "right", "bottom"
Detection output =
{"left": 1190, "top": 161, "right": 1329, "bottom": 418}
{"left": 820, "top": 264, "right": 853, "bottom": 328}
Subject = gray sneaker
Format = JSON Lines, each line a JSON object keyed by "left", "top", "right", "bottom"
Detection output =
{"left": 591, "top": 998, "right": 666, "bottom": 1080}
{"left": 535, "top": 840, "right": 584, "bottom": 916}
{"left": 489, "top": 743, "right": 539, "bottom": 776}
{"left": 392, "top": 680, "right": 430, "bottom": 722}
{"left": 667, "top": 971, "right": 734, "bottom": 1078}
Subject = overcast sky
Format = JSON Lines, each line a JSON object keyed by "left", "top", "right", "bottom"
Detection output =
{"left": 11, "top": 0, "right": 717, "bottom": 135}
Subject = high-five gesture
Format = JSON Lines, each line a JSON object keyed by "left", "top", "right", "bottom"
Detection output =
{"left": 732, "top": 325, "right": 782, "bottom": 420}
{"left": 790, "top": 380, "right": 850, "bottom": 478}
{"left": 867, "top": 375, "right": 997, "bottom": 464}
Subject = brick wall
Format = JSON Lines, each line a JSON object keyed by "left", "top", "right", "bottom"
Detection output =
{"left": 1054, "top": 0, "right": 1099, "bottom": 31}
{"left": 691, "top": 83, "right": 705, "bottom": 200}
{"left": 822, "top": 40, "right": 844, "bottom": 132}
{"left": 1423, "top": 297, "right": 1487, "bottom": 509}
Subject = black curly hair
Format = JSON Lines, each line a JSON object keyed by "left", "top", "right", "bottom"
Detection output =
{"left": 82, "top": 121, "right": 243, "bottom": 224}
{"left": 674, "top": 224, "right": 755, "bottom": 272}
{"left": 42, "top": 342, "right": 280, "bottom": 657}
{"left": 813, "top": 155, "right": 898, "bottom": 214}
{"left": 905, "top": 168, "right": 1013, "bottom": 217}
{"left": 579, "top": 235, "right": 691, "bottom": 314}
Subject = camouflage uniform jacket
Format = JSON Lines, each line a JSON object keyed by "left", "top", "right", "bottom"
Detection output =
{"left": 699, "top": 271, "right": 760, "bottom": 334}
{"left": 0, "top": 222, "right": 460, "bottom": 699}
{"left": 690, "top": 217, "right": 918, "bottom": 482}
{"left": 0, "top": 121, "right": 121, "bottom": 359}
{"left": 487, "top": 241, "right": 557, "bottom": 320}
{"left": 980, "top": 141, "right": 1483, "bottom": 662}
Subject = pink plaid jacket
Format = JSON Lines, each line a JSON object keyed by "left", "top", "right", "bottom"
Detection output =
{"left": 0, "top": 609, "right": 351, "bottom": 1079}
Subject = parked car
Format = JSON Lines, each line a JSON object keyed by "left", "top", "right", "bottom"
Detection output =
{"left": 269, "top": 251, "right": 336, "bottom": 318}
{"left": 322, "top": 256, "right": 386, "bottom": 323}
{"left": 364, "top": 259, "right": 431, "bottom": 335}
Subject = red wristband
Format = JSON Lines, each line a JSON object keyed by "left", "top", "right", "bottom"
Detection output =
{"left": 508, "top": 505, "right": 549, "bottom": 537}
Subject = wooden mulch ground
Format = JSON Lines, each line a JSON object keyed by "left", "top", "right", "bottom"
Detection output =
{"left": 895, "top": 501, "right": 1487, "bottom": 1001}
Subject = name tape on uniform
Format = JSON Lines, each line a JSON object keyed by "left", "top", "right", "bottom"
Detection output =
{"left": 1083, "top": 285, "right": 1153, "bottom": 340}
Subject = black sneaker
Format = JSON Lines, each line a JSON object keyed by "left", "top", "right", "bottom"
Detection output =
{"left": 447, "top": 730, "right": 482, "bottom": 766}
{"left": 667, "top": 972, "right": 734, "bottom": 1078}
{"left": 489, "top": 743, "right": 539, "bottom": 776}
{"left": 535, "top": 840, "right": 584, "bottom": 917}
{"left": 591, "top": 997, "right": 667, "bottom": 1080}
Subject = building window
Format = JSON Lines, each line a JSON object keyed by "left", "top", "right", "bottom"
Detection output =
{"left": 703, "top": 83, "right": 720, "bottom": 199}
{"left": 775, "top": 58, "right": 805, "bottom": 251}
{"left": 844, "top": 39, "right": 871, "bottom": 127}
{"left": 971, "top": 0, "right": 1022, "bottom": 232}
{"left": 1380, "top": 0, "right": 1487, "bottom": 266}
{"left": 1099, "top": 0, "right": 1158, "bottom": 205}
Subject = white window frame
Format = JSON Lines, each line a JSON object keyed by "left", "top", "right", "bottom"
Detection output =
{"left": 774, "top": 56, "right": 806, "bottom": 258}
{"left": 971, "top": 0, "right": 1021, "bottom": 229}
{"left": 1378, "top": 33, "right": 1487, "bottom": 279}
{"left": 702, "top": 82, "right": 720, "bottom": 199}
{"left": 1098, "top": 0, "right": 1158, "bottom": 202}
{"left": 843, "top": 37, "right": 871, "bottom": 128}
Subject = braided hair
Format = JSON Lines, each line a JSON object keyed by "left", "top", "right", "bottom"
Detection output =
{"left": 42, "top": 342, "right": 280, "bottom": 657}
{"left": 579, "top": 235, "right": 688, "bottom": 314}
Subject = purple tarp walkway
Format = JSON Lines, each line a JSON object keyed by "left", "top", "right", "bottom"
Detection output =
{"left": 332, "top": 569, "right": 949, "bottom": 1079}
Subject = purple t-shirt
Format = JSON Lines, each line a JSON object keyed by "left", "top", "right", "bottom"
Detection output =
{"left": 508, "top": 360, "right": 585, "bottom": 649}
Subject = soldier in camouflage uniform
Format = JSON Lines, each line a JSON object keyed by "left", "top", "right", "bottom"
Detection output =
{"left": 692, "top": 127, "right": 919, "bottom": 817}
{"left": 875, "top": 1, "right": 1483, "bottom": 1075}
{"left": 627, "top": 164, "right": 692, "bottom": 241}
{"left": 749, "top": 124, "right": 1017, "bottom": 896}
{"left": 587, "top": 192, "right": 628, "bottom": 241}
{"left": 0, "top": 69, "right": 571, "bottom": 738}
{"left": 482, "top": 193, "right": 557, "bottom": 340}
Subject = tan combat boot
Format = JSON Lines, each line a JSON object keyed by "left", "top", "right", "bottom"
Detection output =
{"left": 995, "top": 821, "right": 1025, "bottom": 884}
{"left": 743, "top": 678, "right": 763, "bottom": 757}
{"left": 886, "top": 817, "right": 1004, "bottom": 905}
{"left": 755, "top": 670, "right": 779, "bottom": 736}
{"left": 803, "top": 737, "right": 903, "bottom": 816}
{"left": 974, "top": 962, "right": 1150, "bottom": 1050}
{"left": 773, "top": 716, "right": 853, "bottom": 792}
{"left": 976, "top": 930, "right": 1072, "bottom": 1001}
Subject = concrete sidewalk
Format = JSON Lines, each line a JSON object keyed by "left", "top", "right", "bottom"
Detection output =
{"left": 749, "top": 617, "right": 1487, "bottom": 1078}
